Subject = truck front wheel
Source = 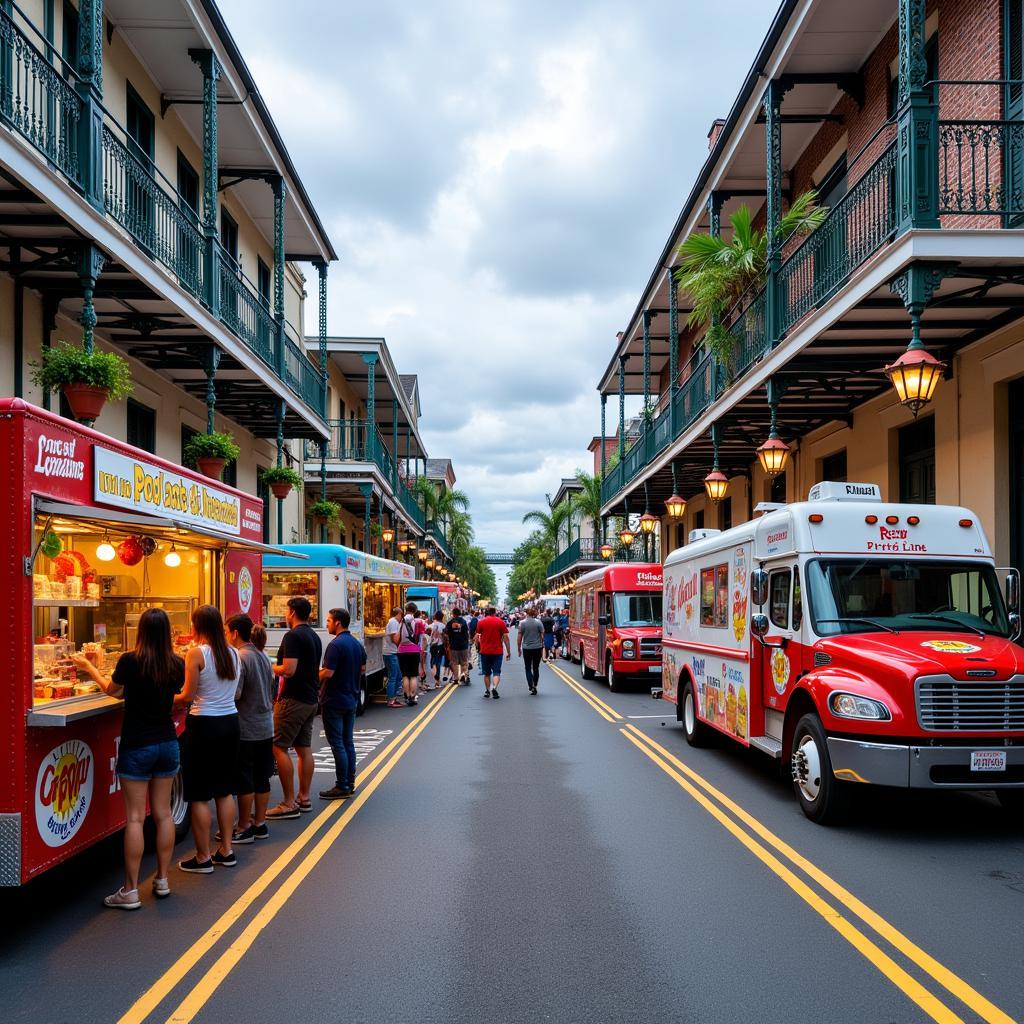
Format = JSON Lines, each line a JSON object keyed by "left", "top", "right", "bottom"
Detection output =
{"left": 170, "top": 766, "right": 190, "bottom": 843}
{"left": 790, "top": 713, "right": 848, "bottom": 825}
{"left": 606, "top": 656, "right": 624, "bottom": 693}
{"left": 580, "top": 648, "right": 594, "bottom": 680}
{"left": 681, "top": 680, "right": 713, "bottom": 748}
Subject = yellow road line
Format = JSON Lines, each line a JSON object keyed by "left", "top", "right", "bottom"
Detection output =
{"left": 621, "top": 729, "right": 966, "bottom": 1024}
{"left": 548, "top": 663, "right": 623, "bottom": 720}
{"left": 163, "top": 681, "right": 459, "bottom": 1024}
{"left": 116, "top": 687, "right": 455, "bottom": 1024}
{"left": 624, "top": 725, "right": 1016, "bottom": 1024}
{"left": 549, "top": 665, "right": 615, "bottom": 722}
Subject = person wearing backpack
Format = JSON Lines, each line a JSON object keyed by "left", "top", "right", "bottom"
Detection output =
{"left": 398, "top": 602, "right": 426, "bottom": 706}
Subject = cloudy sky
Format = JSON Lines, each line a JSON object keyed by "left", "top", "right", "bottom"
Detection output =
{"left": 219, "top": 0, "right": 775, "bottom": 592}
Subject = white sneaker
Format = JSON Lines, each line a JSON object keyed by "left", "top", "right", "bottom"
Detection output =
{"left": 104, "top": 887, "right": 142, "bottom": 910}
{"left": 153, "top": 877, "right": 171, "bottom": 899}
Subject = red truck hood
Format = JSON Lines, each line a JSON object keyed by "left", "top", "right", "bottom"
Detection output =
{"left": 818, "top": 630, "right": 1024, "bottom": 682}
{"left": 613, "top": 626, "right": 662, "bottom": 640}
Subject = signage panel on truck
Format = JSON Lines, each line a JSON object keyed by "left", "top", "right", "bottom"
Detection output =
{"left": 0, "top": 400, "right": 277, "bottom": 885}
{"left": 659, "top": 481, "right": 1024, "bottom": 824}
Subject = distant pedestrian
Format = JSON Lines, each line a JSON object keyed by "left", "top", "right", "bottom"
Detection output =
{"left": 445, "top": 608, "right": 471, "bottom": 685}
{"left": 226, "top": 614, "right": 275, "bottom": 844}
{"left": 70, "top": 608, "right": 184, "bottom": 908}
{"left": 318, "top": 608, "right": 366, "bottom": 800}
{"left": 541, "top": 609, "right": 556, "bottom": 662}
{"left": 384, "top": 607, "right": 404, "bottom": 708}
{"left": 267, "top": 597, "right": 322, "bottom": 819}
{"left": 175, "top": 604, "right": 241, "bottom": 873}
{"left": 517, "top": 606, "right": 544, "bottom": 695}
{"left": 399, "top": 602, "right": 426, "bottom": 706}
{"left": 556, "top": 610, "right": 569, "bottom": 658}
{"left": 475, "top": 606, "right": 511, "bottom": 698}
{"left": 429, "top": 610, "right": 447, "bottom": 687}
{"left": 419, "top": 610, "right": 430, "bottom": 682}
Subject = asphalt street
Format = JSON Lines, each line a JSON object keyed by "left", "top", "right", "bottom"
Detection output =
{"left": 3, "top": 650, "right": 1023, "bottom": 1024}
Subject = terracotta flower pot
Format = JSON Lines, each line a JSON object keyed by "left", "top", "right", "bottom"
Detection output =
{"left": 269, "top": 481, "right": 293, "bottom": 500}
{"left": 61, "top": 383, "right": 108, "bottom": 423}
{"left": 196, "top": 456, "right": 227, "bottom": 480}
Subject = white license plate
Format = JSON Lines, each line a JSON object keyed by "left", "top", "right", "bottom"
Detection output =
{"left": 648, "top": 665, "right": 662, "bottom": 674}
{"left": 970, "top": 750, "right": 1007, "bottom": 772}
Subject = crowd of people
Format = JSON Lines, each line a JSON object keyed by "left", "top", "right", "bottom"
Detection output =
{"left": 75, "top": 597, "right": 563, "bottom": 911}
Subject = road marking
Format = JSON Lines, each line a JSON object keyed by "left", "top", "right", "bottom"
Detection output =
{"left": 626, "top": 714, "right": 671, "bottom": 719}
{"left": 116, "top": 689, "right": 454, "bottom": 1024}
{"left": 623, "top": 725, "right": 1016, "bottom": 1024}
{"left": 162, "top": 682, "right": 459, "bottom": 1024}
{"left": 549, "top": 666, "right": 615, "bottom": 722}
{"left": 620, "top": 728, "right": 966, "bottom": 1024}
{"left": 547, "top": 663, "right": 622, "bottom": 720}
{"left": 312, "top": 728, "right": 394, "bottom": 774}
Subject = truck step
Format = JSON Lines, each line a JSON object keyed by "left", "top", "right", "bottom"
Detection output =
{"left": 749, "top": 735, "right": 783, "bottom": 759}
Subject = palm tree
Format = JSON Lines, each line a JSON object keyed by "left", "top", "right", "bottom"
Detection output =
{"left": 521, "top": 496, "right": 573, "bottom": 551}
{"left": 675, "top": 190, "right": 827, "bottom": 371}
{"left": 447, "top": 508, "right": 474, "bottom": 560}
{"left": 572, "top": 471, "right": 604, "bottom": 549}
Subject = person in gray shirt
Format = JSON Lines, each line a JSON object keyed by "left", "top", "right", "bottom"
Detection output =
{"left": 226, "top": 614, "right": 276, "bottom": 843}
{"left": 517, "top": 607, "right": 545, "bottom": 694}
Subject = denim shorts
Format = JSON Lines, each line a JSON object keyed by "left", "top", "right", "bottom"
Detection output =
{"left": 117, "top": 740, "right": 180, "bottom": 781}
{"left": 480, "top": 652, "right": 504, "bottom": 677}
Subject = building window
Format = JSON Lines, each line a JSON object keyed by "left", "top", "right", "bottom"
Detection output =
{"left": 820, "top": 449, "right": 847, "bottom": 483}
{"left": 126, "top": 399, "right": 156, "bottom": 454}
{"left": 181, "top": 424, "right": 199, "bottom": 465}
{"left": 899, "top": 417, "right": 936, "bottom": 504}
{"left": 221, "top": 210, "right": 239, "bottom": 267}
{"left": 692, "top": 510, "right": 704, "bottom": 533}
{"left": 257, "top": 258, "right": 271, "bottom": 308}
{"left": 177, "top": 152, "right": 199, "bottom": 213}
{"left": 720, "top": 497, "right": 733, "bottom": 532}
{"left": 61, "top": 1, "right": 78, "bottom": 72}
{"left": 770, "top": 472, "right": 787, "bottom": 505}
{"left": 125, "top": 83, "right": 155, "bottom": 164}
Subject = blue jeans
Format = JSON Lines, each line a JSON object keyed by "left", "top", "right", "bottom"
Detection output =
{"left": 322, "top": 707, "right": 357, "bottom": 790}
{"left": 384, "top": 653, "right": 401, "bottom": 700}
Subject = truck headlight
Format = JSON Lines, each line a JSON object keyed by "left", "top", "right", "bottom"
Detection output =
{"left": 622, "top": 639, "right": 635, "bottom": 659}
{"left": 828, "top": 692, "right": 891, "bottom": 721}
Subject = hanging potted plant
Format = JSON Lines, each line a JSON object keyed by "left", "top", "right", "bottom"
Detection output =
{"left": 183, "top": 431, "right": 240, "bottom": 481}
{"left": 259, "top": 465, "right": 304, "bottom": 501}
{"left": 308, "top": 498, "right": 342, "bottom": 526}
{"left": 31, "top": 342, "right": 133, "bottom": 423}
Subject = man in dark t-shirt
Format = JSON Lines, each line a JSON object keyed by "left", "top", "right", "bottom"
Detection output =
{"left": 268, "top": 597, "right": 322, "bottom": 819}
{"left": 318, "top": 608, "right": 365, "bottom": 800}
{"left": 444, "top": 612, "right": 470, "bottom": 685}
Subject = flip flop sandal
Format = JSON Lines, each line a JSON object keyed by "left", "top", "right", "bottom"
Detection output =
{"left": 297, "top": 799, "right": 313, "bottom": 813}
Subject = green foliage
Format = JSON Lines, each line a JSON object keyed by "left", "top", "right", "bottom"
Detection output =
{"left": 32, "top": 342, "right": 133, "bottom": 401}
{"left": 506, "top": 528, "right": 554, "bottom": 605}
{"left": 308, "top": 499, "right": 342, "bottom": 524}
{"left": 572, "top": 470, "right": 604, "bottom": 544}
{"left": 259, "top": 465, "right": 303, "bottom": 488}
{"left": 183, "top": 430, "right": 240, "bottom": 465}
{"left": 674, "top": 190, "right": 827, "bottom": 371}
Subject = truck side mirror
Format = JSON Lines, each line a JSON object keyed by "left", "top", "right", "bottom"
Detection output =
{"left": 598, "top": 614, "right": 609, "bottom": 626}
{"left": 751, "top": 569, "right": 769, "bottom": 608}
{"left": 751, "top": 613, "right": 769, "bottom": 638}
{"left": 1006, "top": 572, "right": 1020, "bottom": 616}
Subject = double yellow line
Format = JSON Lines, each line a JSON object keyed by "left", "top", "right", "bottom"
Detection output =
{"left": 548, "top": 662, "right": 622, "bottom": 722}
{"left": 119, "top": 683, "right": 459, "bottom": 1024}
{"left": 551, "top": 665, "right": 1015, "bottom": 1024}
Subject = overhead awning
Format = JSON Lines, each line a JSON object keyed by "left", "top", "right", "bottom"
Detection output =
{"left": 34, "top": 499, "right": 308, "bottom": 560}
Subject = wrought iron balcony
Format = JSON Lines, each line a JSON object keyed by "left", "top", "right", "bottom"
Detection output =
{"left": 306, "top": 420, "right": 426, "bottom": 530}
{"left": 547, "top": 536, "right": 653, "bottom": 578}
{"left": 0, "top": 4, "right": 325, "bottom": 421}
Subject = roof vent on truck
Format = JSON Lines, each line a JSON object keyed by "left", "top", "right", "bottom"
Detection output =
{"left": 688, "top": 528, "right": 722, "bottom": 543}
{"left": 807, "top": 481, "right": 882, "bottom": 503}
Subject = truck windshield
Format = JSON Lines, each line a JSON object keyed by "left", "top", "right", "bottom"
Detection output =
{"left": 805, "top": 559, "right": 1009, "bottom": 637}
{"left": 613, "top": 592, "right": 663, "bottom": 627}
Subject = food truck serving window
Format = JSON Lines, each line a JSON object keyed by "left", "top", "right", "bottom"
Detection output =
{"left": 700, "top": 565, "right": 729, "bottom": 628}
{"left": 363, "top": 580, "right": 405, "bottom": 636}
{"left": 263, "top": 571, "right": 320, "bottom": 628}
{"left": 31, "top": 513, "right": 214, "bottom": 708}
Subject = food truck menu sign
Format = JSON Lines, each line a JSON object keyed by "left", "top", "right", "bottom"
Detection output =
{"left": 94, "top": 448, "right": 242, "bottom": 536}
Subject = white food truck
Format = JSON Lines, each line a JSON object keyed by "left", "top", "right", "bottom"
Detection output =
{"left": 658, "top": 482, "right": 1024, "bottom": 823}
{"left": 262, "top": 545, "right": 417, "bottom": 713}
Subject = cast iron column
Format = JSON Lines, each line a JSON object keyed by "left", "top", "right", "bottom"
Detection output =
{"left": 600, "top": 393, "right": 607, "bottom": 478}
{"left": 189, "top": 48, "right": 221, "bottom": 318}
{"left": 75, "top": 0, "right": 103, "bottom": 211}
{"left": 763, "top": 78, "right": 783, "bottom": 348}
{"left": 315, "top": 258, "right": 328, "bottom": 420}
{"left": 203, "top": 348, "right": 221, "bottom": 434}
{"left": 896, "top": 0, "right": 938, "bottom": 231}
{"left": 359, "top": 483, "right": 372, "bottom": 555}
{"left": 667, "top": 266, "right": 679, "bottom": 434}
{"left": 272, "top": 174, "right": 287, "bottom": 378}
{"left": 275, "top": 400, "right": 285, "bottom": 545}
{"left": 642, "top": 310, "right": 652, "bottom": 419}
{"left": 617, "top": 353, "right": 626, "bottom": 464}
{"left": 363, "top": 352, "right": 378, "bottom": 462}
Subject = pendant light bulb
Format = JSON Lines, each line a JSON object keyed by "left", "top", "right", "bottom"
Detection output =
{"left": 164, "top": 543, "right": 182, "bottom": 568}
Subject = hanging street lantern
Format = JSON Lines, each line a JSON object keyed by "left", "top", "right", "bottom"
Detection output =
{"left": 705, "top": 423, "right": 729, "bottom": 503}
{"left": 884, "top": 330, "right": 945, "bottom": 417}
{"left": 757, "top": 378, "right": 791, "bottom": 478}
{"left": 665, "top": 494, "right": 686, "bottom": 519}
{"left": 618, "top": 523, "right": 636, "bottom": 547}
{"left": 639, "top": 512, "right": 658, "bottom": 535}
{"left": 416, "top": 548, "right": 428, "bottom": 563}
{"left": 382, "top": 526, "right": 395, "bottom": 545}
{"left": 600, "top": 542, "right": 613, "bottom": 559}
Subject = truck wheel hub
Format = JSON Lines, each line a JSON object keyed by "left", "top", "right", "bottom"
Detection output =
{"left": 792, "top": 735, "right": 822, "bottom": 801}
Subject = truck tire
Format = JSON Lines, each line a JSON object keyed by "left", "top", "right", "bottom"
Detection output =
{"left": 170, "top": 764, "right": 191, "bottom": 843}
{"left": 606, "top": 655, "right": 624, "bottom": 693}
{"left": 581, "top": 647, "right": 594, "bottom": 680}
{"left": 681, "top": 680, "right": 714, "bottom": 747}
{"left": 356, "top": 683, "right": 367, "bottom": 716}
{"left": 790, "top": 713, "right": 848, "bottom": 824}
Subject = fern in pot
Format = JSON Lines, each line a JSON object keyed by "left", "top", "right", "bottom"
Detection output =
{"left": 183, "top": 431, "right": 240, "bottom": 481}
{"left": 32, "top": 342, "right": 133, "bottom": 425}
{"left": 260, "top": 465, "right": 304, "bottom": 501}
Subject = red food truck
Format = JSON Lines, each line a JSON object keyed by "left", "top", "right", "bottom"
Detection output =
{"left": 570, "top": 563, "right": 663, "bottom": 691}
{"left": 0, "top": 399, "right": 290, "bottom": 885}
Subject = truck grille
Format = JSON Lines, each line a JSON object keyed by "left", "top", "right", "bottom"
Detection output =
{"left": 916, "top": 675, "right": 1024, "bottom": 731}
{"left": 640, "top": 638, "right": 661, "bottom": 660}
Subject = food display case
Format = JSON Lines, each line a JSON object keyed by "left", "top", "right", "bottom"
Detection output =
{"left": 0, "top": 400, "right": 297, "bottom": 886}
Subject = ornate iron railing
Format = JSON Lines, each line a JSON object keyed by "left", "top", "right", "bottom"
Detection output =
{"left": 547, "top": 535, "right": 654, "bottom": 577}
{"left": 729, "top": 284, "right": 769, "bottom": 378}
{"left": 283, "top": 332, "right": 325, "bottom": 417}
{"left": 219, "top": 257, "right": 276, "bottom": 365}
{"left": 0, "top": 6, "right": 80, "bottom": 181}
{"left": 102, "top": 124, "right": 204, "bottom": 297}
{"left": 938, "top": 119, "right": 1024, "bottom": 215}
{"left": 777, "top": 140, "right": 897, "bottom": 332}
